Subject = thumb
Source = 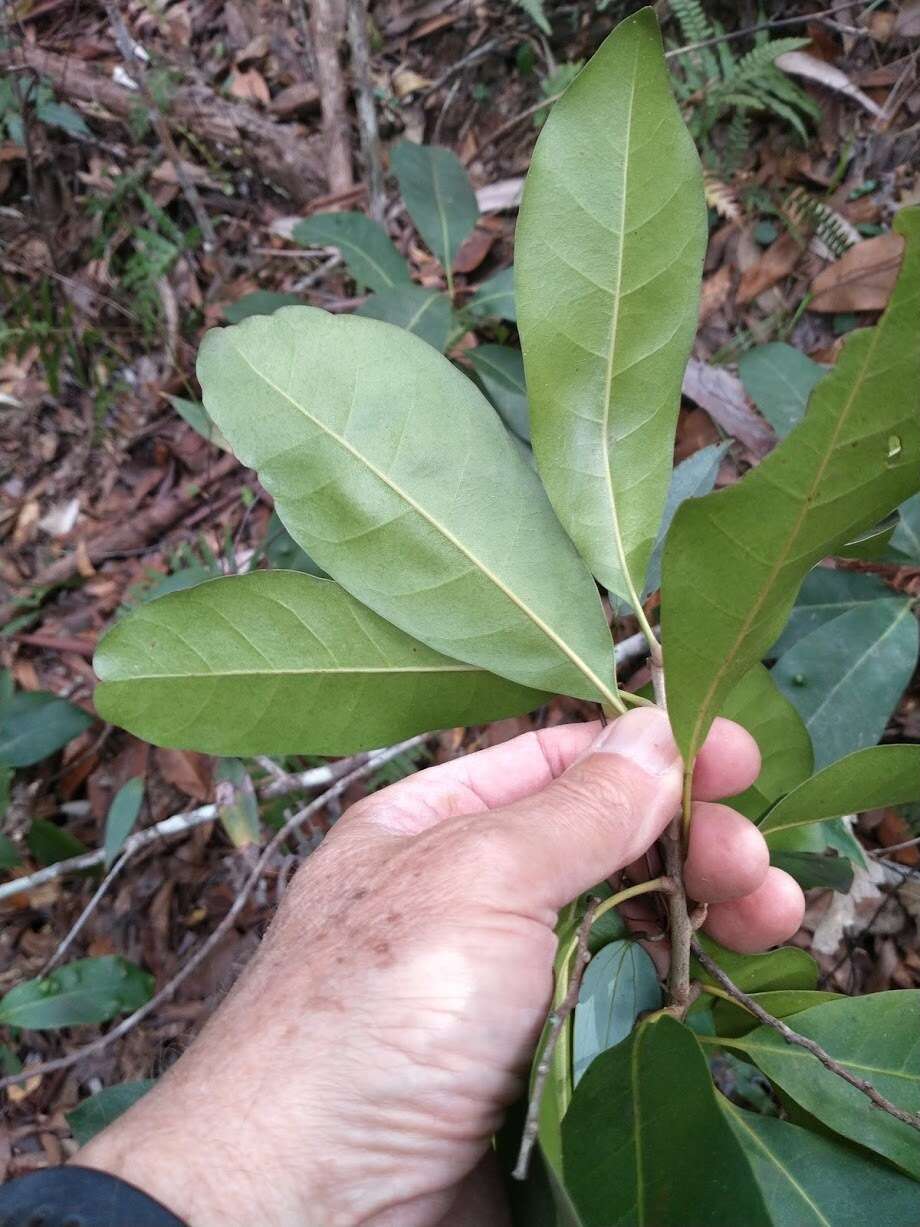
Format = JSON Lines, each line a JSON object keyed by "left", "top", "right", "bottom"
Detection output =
{"left": 499, "top": 708, "right": 683, "bottom": 912}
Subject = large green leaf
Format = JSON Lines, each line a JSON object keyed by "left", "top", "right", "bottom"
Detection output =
{"left": 738, "top": 342, "right": 825, "bottom": 439}
{"left": 770, "top": 567, "right": 895, "bottom": 657}
{"left": 662, "top": 210, "right": 920, "bottom": 764}
{"left": 293, "top": 212, "right": 410, "bottom": 293}
{"left": 760, "top": 744, "right": 920, "bottom": 836}
{"left": 711, "top": 989, "right": 840, "bottom": 1039}
{"left": 721, "top": 992, "right": 920, "bottom": 1179}
{"left": 197, "top": 308, "right": 618, "bottom": 704}
{"left": 562, "top": 1016, "right": 772, "bottom": 1227}
{"left": 95, "top": 571, "right": 550, "bottom": 756}
{"left": 356, "top": 286, "right": 454, "bottom": 351}
{"left": 693, "top": 935, "right": 818, "bottom": 993}
{"left": 467, "top": 266, "right": 516, "bottom": 322}
{"left": 572, "top": 939, "right": 661, "bottom": 1085}
{"left": 719, "top": 664, "right": 813, "bottom": 820}
{"left": 468, "top": 344, "right": 530, "bottom": 442}
{"left": 772, "top": 599, "right": 918, "bottom": 769}
{"left": 516, "top": 9, "right": 706, "bottom": 605}
{"left": 0, "top": 956, "right": 153, "bottom": 1030}
{"left": 723, "top": 1101, "right": 920, "bottom": 1226}
{"left": 390, "top": 142, "right": 479, "bottom": 273}
{"left": 892, "top": 492, "right": 920, "bottom": 561}
{"left": 642, "top": 442, "right": 730, "bottom": 597}
{"left": 0, "top": 691, "right": 94, "bottom": 768}
{"left": 68, "top": 1080, "right": 155, "bottom": 1146}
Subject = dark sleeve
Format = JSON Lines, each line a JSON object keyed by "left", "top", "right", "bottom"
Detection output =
{"left": 0, "top": 1166, "right": 188, "bottom": 1227}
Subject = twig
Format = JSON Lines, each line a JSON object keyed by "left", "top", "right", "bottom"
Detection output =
{"left": 41, "top": 850, "right": 133, "bottom": 975}
{"left": 692, "top": 938, "right": 920, "bottom": 1134}
{"left": 103, "top": 1, "right": 217, "bottom": 252}
{"left": 869, "top": 834, "right": 920, "bottom": 858}
{"left": 0, "top": 738, "right": 424, "bottom": 1093}
{"left": 512, "top": 897, "right": 600, "bottom": 1181}
{"left": 346, "top": 0, "right": 385, "bottom": 222}
{"left": 309, "top": 0, "right": 354, "bottom": 197}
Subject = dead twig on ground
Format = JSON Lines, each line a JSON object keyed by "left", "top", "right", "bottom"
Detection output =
{"left": 347, "top": 0, "right": 385, "bottom": 222}
{"left": 309, "top": 0, "right": 354, "bottom": 199}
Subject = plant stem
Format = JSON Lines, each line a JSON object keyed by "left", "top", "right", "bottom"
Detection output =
{"left": 591, "top": 875, "right": 674, "bottom": 927}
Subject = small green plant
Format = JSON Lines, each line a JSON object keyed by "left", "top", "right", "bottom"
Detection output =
{"left": 90, "top": 9, "right": 920, "bottom": 1224}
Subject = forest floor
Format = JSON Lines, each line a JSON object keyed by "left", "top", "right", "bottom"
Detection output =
{"left": 1, "top": 0, "right": 920, "bottom": 1176}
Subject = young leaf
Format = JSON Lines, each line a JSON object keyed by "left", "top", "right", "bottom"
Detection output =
{"left": 516, "top": 9, "right": 707, "bottom": 606}
{"left": 642, "top": 442, "right": 730, "bottom": 597}
{"left": 723, "top": 991, "right": 920, "bottom": 1179}
{"left": 197, "top": 308, "right": 618, "bottom": 705}
{"left": 0, "top": 692, "right": 94, "bottom": 768}
{"left": 27, "top": 819, "right": 88, "bottom": 866}
{"left": 466, "top": 267, "right": 516, "bottom": 322}
{"left": 738, "top": 342, "right": 825, "bottom": 438}
{"left": 223, "top": 291, "right": 302, "bottom": 323}
{"left": 0, "top": 956, "right": 153, "bottom": 1030}
{"left": 68, "top": 1080, "right": 154, "bottom": 1146}
{"left": 759, "top": 744, "right": 920, "bottom": 836}
{"left": 719, "top": 665, "right": 812, "bottom": 820}
{"left": 712, "top": 989, "right": 840, "bottom": 1039}
{"left": 892, "top": 492, "right": 920, "bottom": 560}
{"left": 723, "top": 1101, "right": 920, "bottom": 1226}
{"left": 293, "top": 212, "right": 411, "bottom": 293}
{"left": 662, "top": 209, "right": 920, "bottom": 765}
{"left": 770, "top": 567, "right": 895, "bottom": 657}
{"left": 572, "top": 940, "right": 661, "bottom": 1085}
{"left": 166, "top": 395, "right": 232, "bottom": 452}
{"left": 468, "top": 345, "right": 530, "bottom": 442}
{"left": 390, "top": 142, "right": 479, "bottom": 274}
{"left": 772, "top": 599, "right": 918, "bottom": 769}
{"left": 95, "top": 571, "right": 551, "bottom": 756}
{"left": 104, "top": 776, "right": 144, "bottom": 867}
{"left": 562, "top": 1016, "right": 772, "bottom": 1227}
{"left": 356, "top": 286, "right": 453, "bottom": 351}
{"left": 693, "top": 934, "right": 818, "bottom": 993}
{"left": 215, "top": 758, "right": 261, "bottom": 847}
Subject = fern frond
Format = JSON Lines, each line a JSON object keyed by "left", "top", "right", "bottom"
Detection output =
{"left": 721, "top": 110, "right": 751, "bottom": 176}
{"left": 785, "top": 188, "right": 859, "bottom": 260}
{"left": 704, "top": 173, "right": 742, "bottom": 221}
{"left": 670, "top": 0, "right": 721, "bottom": 91}
{"left": 730, "top": 36, "right": 811, "bottom": 87}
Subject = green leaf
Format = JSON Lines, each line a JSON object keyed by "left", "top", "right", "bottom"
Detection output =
{"left": 642, "top": 442, "right": 730, "bottom": 598}
{"left": 0, "top": 833, "right": 19, "bottom": 870}
{"left": 0, "top": 692, "right": 94, "bottom": 768}
{"left": 892, "top": 492, "right": 920, "bottom": 561}
{"left": 166, "top": 395, "right": 232, "bottom": 452}
{"left": 517, "top": 9, "right": 706, "bottom": 605}
{"left": 467, "top": 267, "right": 516, "bottom": 322}
{"left": 95, "top": 571, "right": 550, "bottom": 756}
{"left": 0, "top": 957, "right": 153, "bottom": 1030}
{"left": 356, "top": 286, "right": 454, "bottom": 351}
{"left": 196, "top": 307, "right": 618, "bottom": 704}
{"left": 719, "top": 664, "right": 813, "bottom": 820}
{"left": 573, "top": 939, "right": 661, "bottom": 1085}
{"left": 104, "top": 776, "right": 144, "bottom": 868}
{"left": 223, "top": 291, "right": 302, "bottom": 323}
{"left": 723, "top": 1101, "right": 920, "bottom": 1226}
{"left": 693, "top": 934, "right": 818, "bottom": 993}
{"left": 37, "top": 99, "right": 91, "bottom": 139}
{"left": 771, "top": 848, "right": 854, "bottom": 893}
{"left": 262, "top": 510, "right": 326, "bottom": 575}
{"left": 712, "top": 989, "right": 840, "bottom": 1039}
{"left": 772, "top": 599, "right": 918, "bottom": 769}
{"left": 390, "top": 142, "right": 479, "bottom": 272}
{"left": 724, "top": 991, "right": 920, "bottom": 1179}
{"left": 836, "top": 513, "right": 900, "bottom": 561}
{"left": 760, "top": 744, "right": 920, "bottom": 836}
{"left": 215, "top": 758, "right": 261, "bottom": 846}
{"left": 771, "top": 567, "right": 895, "bottom": 657}
{"left": 68, "top": 1080, "right": 155, "bottom": 1146}
{"left": 738, "top": 342, "right": 825, "bottom": 438}
{"left": 27, "top": 819, "right": 88, "bottom": 867}
{"left": 562, "top": 1016, "right": 772, "bottom": 1227}
{"left": 293, "top": 212, "right": 411, "bottom": 293}
{"left": 662, "top": 209, "right": 920, "bottom": 765}
{"left": 516, "top": 0, "right": 551, "bottom": 35}
{"left": 468, "top": 345, "right": 530, "bottom": 442}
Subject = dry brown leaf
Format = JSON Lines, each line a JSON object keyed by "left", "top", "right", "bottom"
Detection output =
{"left": 736, "top": 231, "right": 802, "bottom": 304}
{"left": 155, "top": 748, "right": 213, "bottom": 801}
{"left": 0, "top": 1126, "right": 10, "bottom": 1183}
{"left": 699, "top": 264, "right": 732, "bottom": 322}
{"left": 681, "top": 358, "right": 774, "bottom": 457}
{"left": 453, "top": 227, "right": 496, "bottom": 274}
{"left": 809, "top": 231, "right": 904, "bottom": 312}
{"left": 227, "top": 69, "right": 270, "bottom": 106}
{"left": 894, "top": 0, "right": 920, "bottom": 38}
{"left": 776, "top": 50, "right": 884, "bottom": 118}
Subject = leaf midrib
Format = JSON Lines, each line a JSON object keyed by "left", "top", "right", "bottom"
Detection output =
{"left": 706, "top": 1033, "right": 920, "bottom": 1082}
{"left": 104, "top": 665, "right": 483, "bottom": 680}
{"left": 722, "top": 1102, "right": 830, "bottom": 1227}
{"left": 231, "top": 344, "right": 619, "bottom": 705}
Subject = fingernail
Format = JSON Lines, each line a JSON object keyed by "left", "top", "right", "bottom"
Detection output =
{"left": 590, "top": 709, "right": 681, "bottom": 776}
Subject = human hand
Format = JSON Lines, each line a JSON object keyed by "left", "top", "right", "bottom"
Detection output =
{"left": 76, "top": 709, "right": 805, "bottom": 1227}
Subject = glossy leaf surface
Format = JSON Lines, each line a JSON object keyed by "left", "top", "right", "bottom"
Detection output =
{"left": 563, "top": 1016, "right": 771, "bottom": 1227}
{"left": 772, "top": 599, "right": 918, "bottom": 769}
{"left": 293, "top": 212, "right": 410, "bottom": 292}
{"left": 771, "top": 848, "right": 854, "bottom": 893}
{"left": 572, "top": 939, "right": 661, "bottom": 1085}
{"left": 770, "top": 567, "right": 895, "bottom": 657}
{"left": 356, "top": 286, "right": 453, "bottom": 351}
{"left": 517, "top": 9, "right": 706, "bottom": 603}
{"left": 719, "top": 664, "right": 812, "bottom": 820}
{"left": 103, "top": 776, "right": 143, "bottom": 867}
{"left": 663, "top": 210, "right": 920, "bottom": 763}
{"left": 390, "top": 142, "right": 479, "bottom": 271}
{"left": 0, "top": 956, "right": 153, "bottom": 1030}
{"left": 727, "top": 992, "right": 920, "bottom": 1179}
{"left": 68, "top": 1081, "right": 154, "bottom": 1146}
{"left": 197, "top": 308, "right": 618, "bottom": 703}
{"left": 467, "top": 267, "right": 516, "bottom": 321}
{"left": 0, "top": 692, "right": 93, "bottom": 768}
{"left": 95, "top": 571, "right": 550, "bottom": 756}
{"left": 760, "top": 744, "right": 920, "bottom": 835}
{"left": 738, "top": 342, "right": 824, "bottom": 438}
{"left": 892, "top": 492, "right": 920, "bottom": 560}
{"left": 693, "top": 935, "right": 818, "bottom": 993}
{"left": 723, "top": 1101, "right": 920, "bottom": 1226}
{"left": 469, "top": 344, "right": 530, "bottom": 441}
